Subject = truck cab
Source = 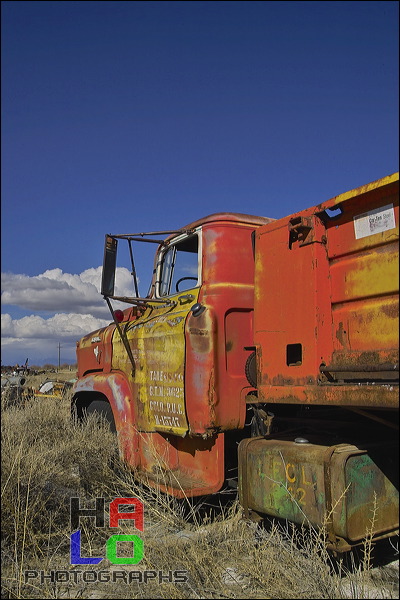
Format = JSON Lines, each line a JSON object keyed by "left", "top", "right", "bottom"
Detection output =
{"left": 73, "top": 213, "right": 273, "bottom": 496}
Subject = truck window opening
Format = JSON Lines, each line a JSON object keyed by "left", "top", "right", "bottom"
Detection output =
{"left": 159, "top": 235, "right": 199, "bottom": 297}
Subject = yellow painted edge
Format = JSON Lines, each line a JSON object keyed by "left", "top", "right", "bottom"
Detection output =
{"left": 328, "top": 172, "right": 399, "bottom": 206}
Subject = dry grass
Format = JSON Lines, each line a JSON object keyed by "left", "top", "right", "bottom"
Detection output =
{"left": 1, "top": 379, "right": 398, "bottom": 599}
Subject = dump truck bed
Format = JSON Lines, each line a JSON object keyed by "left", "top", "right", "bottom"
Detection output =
{"left": 253, "top": 173, "right": 399, "bottom": 408}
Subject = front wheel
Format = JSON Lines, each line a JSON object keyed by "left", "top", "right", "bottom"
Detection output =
{"left": 85, "top": 399, "right": 116, "bottom": 433}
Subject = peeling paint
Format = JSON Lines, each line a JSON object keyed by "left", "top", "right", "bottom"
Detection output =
{"left": 254, "top": 173, "right": 398, "bottom": 408}
{"left": 239, "top": 438, "right": 399, "bottom": 545}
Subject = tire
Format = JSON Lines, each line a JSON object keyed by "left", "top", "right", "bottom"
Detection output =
{"left": 245, "top": 351, "right": 257, "bottom": 388}
{"left": 85, "top": 399, "right": 116, "bottom": 433}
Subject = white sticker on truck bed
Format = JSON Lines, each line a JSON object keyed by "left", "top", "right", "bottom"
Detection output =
{"left": 353, "top": 204, "right": 396, "bottom": 239}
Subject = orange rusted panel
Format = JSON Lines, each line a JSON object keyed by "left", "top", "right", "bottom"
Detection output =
{"left": 133, "top": 430, "right": 225, "bottom": 498}
{"left": 254, "top": 173, "right": 399, "bottom": 408}
{"left": 76, "top": 324, "right": 116, "bottom": 378}
{"left": 185, "top": 216, "right": 273, "bottom": 435}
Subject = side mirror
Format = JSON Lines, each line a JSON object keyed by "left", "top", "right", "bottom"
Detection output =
{"left": 101, "top": 235, "right": 118, "bottom": 297}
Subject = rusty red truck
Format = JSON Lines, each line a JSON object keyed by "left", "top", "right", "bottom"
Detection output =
{"left": 72, "top": 173, "right": 399, "bottom": 552}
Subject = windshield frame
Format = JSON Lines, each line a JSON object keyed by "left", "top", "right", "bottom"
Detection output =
{"left": 154, "top": 228, "right": 202, "bottom": 299}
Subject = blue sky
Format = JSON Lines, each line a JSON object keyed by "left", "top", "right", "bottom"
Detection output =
{"left": 1, "top": 0, "right": 399, "bottom": 366}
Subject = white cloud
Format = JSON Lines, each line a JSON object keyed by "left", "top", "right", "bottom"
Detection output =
{"left": 1, "top": 313, "right": 111, "bottom": 364}
{"left": 1, "top": 267, "right": 133, "bottom": 318}
{"left": 1, "top": 312, "right": 111, "bottom": 363}
{"left": 1, "top": 312, "right": 110, "bottom": 340}
{"left": 1, "top": 267, "right": 135, "bottom": 365}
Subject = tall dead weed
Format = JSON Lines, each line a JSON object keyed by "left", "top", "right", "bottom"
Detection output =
{"left": 1, "top": 386, "right": 398, "bottom": 599}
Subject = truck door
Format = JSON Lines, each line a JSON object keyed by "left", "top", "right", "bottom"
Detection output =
{"left": 129, "top": 231, "right": 201, "bottom": 436}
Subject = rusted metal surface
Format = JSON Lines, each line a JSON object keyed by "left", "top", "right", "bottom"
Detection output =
{"left": 76, "top": 323, "right": 116, "bottom": 378}
{"left": 238, "top": 436, "right": 399, "bottom": 549}
{"left": 254, "top": 173, "right": 399, "bottom": 408}
{"left": 112, "top": 298, "right": 196, "bottom": 437}
{"left": 246, "top": 384, "right": 398, "bottom": 408}
{"left": 72, "top": 371, "right": 225, "bottom": 497}
{"left": 185, "top": 221, "right": 266, "bottom": 434}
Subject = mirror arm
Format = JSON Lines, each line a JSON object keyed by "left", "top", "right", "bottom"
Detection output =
{"left": 104, "top": 297, "right": 136, "bottom": 376}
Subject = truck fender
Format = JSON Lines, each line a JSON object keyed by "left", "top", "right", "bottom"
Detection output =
{"left": 72, "top": 372, "right": 139, "bottom": 464}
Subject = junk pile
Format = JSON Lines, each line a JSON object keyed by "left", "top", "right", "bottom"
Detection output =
{"left": 1, "top": 374, "right": 28, "bottom": 407}
{"left": 1, "top": 375, "right": 75, "bottom": 407}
